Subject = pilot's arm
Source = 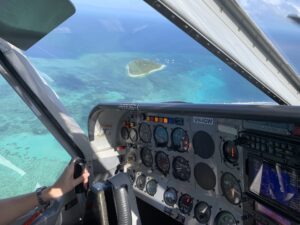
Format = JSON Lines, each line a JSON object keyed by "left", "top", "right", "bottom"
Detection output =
{"left": 0, "top": 160, "right": 89, "bottom": 225}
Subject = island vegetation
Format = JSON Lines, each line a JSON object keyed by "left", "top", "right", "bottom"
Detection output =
{"left": 127, "top": 59, "right": 165, "bottom": 77}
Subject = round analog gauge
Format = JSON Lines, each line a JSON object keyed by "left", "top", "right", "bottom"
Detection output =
{"left": 163, "top": 187, "right": 178, "bottom": 206}
{"left": 155, "top": 151, "right": 170, "bottom": 175}
{"left": 223, "top": 141, "right": 239, "bottom": 164}
{"left": 121, "top": 127, "right": 129, "bottom": 140}
{"left": 214, "top": 211, "right": 237, "bottom": 225}
{"left": 129, "top": 128, "right": 138, "bottom": 142}
{"left": 146, "top": 179, "right": 157, "bottom": 196}
{"left": 154, "top": 125, "right": 168, "bottom": 147}
{"left": 171, "top": 128, "right": 189, "bottom": 152}
{"left": 221, "top": 172, "right": 242, "bottom": 205}
{"left": 139, "top": 123, "right": 152, "bottom": 143}
{"left": 178, "top": 193, "right": 193, "bottom": 215}
{"left": 194, "top": 201, "right": 211, "bottom": 224}
{"left": 136, "top": 174, "right": 146, "bottom": 190}
{"left": 140, "top": 147, "right": 153, "bottom": 168}
{"left": 172, "top": 156, "right": 191, "bottom": 181}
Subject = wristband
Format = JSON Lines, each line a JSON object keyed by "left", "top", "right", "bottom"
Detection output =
{"left": 36, "top": 186, "right": 50, "bottom": 208}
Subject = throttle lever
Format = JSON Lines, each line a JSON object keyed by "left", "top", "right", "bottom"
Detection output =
{"left": 73, "top": 158, "right": 86, "bottom": 193}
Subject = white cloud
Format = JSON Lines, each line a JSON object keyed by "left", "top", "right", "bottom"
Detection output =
{"left": 237, "top": 0, "right": 300, "bottom": 17}
{"left": 132, "top": 25, "right": 148, "bottom": 33}
{"left": 98, "top": 19, "right": 125, "bottom": 33}
{"left": 53, "top": 27, "right": 72, "bottom": 34}
{"left": 262, "top": 0, "right": 284, "bottom": 6}
{"left": 287, "top": 2, "right": 300, "bottom": 15}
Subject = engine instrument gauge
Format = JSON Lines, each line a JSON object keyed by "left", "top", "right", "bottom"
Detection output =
{"left": 223, "top": 141, "right": 239, "bottom": 164}
{"left": 178, "top": 193, "right": 193, "bottom": 215}
{"left": 214, "top": 211, "right": 237, "bottom": 225}
{"left": 129, "top": 128, "right": 138, "bottom": 142}
{"left": 163, "top": 187, "right": 177, "bottom": 206}
{"left": 136, "top": 174, "right": 146, "bottom": 190}
{"left": 172, "top": 156, "right": 191, "bottom": 181}
{"left": 171, "top": 128, "right": 189, "bottom": 152}
{"left": 121, "top": 127, "right": 129, "bottom": 140}
{"left": 146, "top": 179, "right": 157, "bottom": 196}
{"left": 139, "top": 123, "right": 151, "bottom": 143}
{"left": 194, "top": 201, "right": 211, "bottom": 224}
{"left": 154, "top": 125, "right": 168, "bottom": 147}
{"left": 140, "top": 147, "right": 153, "bottom": 168}
{"left": 155, "top": 151, "right": 170, "bottom": 175}
{"left": 221, "top": 172, "right": 242, "bottom": 205}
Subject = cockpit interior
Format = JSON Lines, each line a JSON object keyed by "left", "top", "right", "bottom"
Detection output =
{"left": 0, "top": 0, "right": 300, "bottom": 225}
{"left": 85, "top": 103, "right": 300, "bottom": 225}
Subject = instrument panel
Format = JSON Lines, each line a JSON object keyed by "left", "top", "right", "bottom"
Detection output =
{"left": 117, "top": 112, "right": 245, "bottom": 225}
{"left": 89, "top": 104, "right": 300, "bottom": 225}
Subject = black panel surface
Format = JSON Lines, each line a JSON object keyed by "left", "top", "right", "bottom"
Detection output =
{"left": 193, "top": 131, "right": 215, "bottom": 159}
{"left": 194, "top": 162, "right": 216, "bottom": 190}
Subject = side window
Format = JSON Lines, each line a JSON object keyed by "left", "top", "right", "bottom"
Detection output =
{"left": 0, "top": 75, "right": 71, "bottom": 199}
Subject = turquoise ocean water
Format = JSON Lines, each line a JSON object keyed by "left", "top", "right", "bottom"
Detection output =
{"left": 1, "top": 0, "right": 299, "bottom": 198}
{"left": 0, "top": 50, "right": 272, "bottom": 198}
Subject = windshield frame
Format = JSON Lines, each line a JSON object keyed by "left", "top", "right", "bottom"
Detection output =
{"left": 145, "top": 0, "right": 300, "bottom": 105}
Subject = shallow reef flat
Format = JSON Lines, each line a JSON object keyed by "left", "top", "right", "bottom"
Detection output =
{"left": 127, "top": 59, "right": 166, "bottom": 77}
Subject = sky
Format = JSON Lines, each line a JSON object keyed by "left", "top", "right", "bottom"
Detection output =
{"left": 238, "top": 0, "right": 300, "bottom": 21}
{"left": 71, "top": 0, "right": 155, "bottom": 16}
{"left": 237, "top": 0, "right": 300, "bottom": 73}
{"left": 69, "top": 0, "right": 300, "bottom": 73}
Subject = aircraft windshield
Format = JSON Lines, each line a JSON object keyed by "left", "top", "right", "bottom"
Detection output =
{"left": 24, "top": 0, "right": 275, "bottom": 132}
{"left": 238, "top": 0, "right": 300, "bottom": 74}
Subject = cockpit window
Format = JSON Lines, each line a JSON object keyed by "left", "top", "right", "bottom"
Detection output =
{"left": 25, "top": 0, "right": 275, "bottom": 132}
{"left": 237, "top": 0, "right": 300, "bottom": 75}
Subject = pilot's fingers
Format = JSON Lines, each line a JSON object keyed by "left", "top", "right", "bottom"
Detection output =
{"left": 73, "top": 168, "right": 90, "bottom": 188}
{"left": 82, "top": 168, "right": 90, "bottom": 189}
{"left": 82, "top": 168, "right": 90, "bottom": 183}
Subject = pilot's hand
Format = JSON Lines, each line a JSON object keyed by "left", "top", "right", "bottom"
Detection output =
{"left": 42, "top": 159, "right": 90, "bottom": 201}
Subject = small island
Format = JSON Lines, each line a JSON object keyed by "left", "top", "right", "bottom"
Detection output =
{"left": 127, "top": 59, "right": 166, "bottom": 77}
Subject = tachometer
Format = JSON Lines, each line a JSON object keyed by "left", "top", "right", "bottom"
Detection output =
{"left": 172, "top": 156, "right": 191, "bottom": 181}
{"left": 214, "top": 211, "right": 237, "bottom": 225}
{"left": 223, "top": 141, "right": 239, "bottom": 164}
{"left": 139, "top": 123, "right": 151, "bottom": 143}
{"left": 140, "top": 147, "right": 153, "bottom": 168}
{"left": 171, "top": 128, "right": 189, "bottom": 152}
{"left": 178, "top": 193, "right": 193, "bottom": 215}
{"left": 154, "top": 125, "right": 168, "bottom": 147}
{"left": 129, "top": 128, "right": 138, "bottom": 142}
{"left": 221, "top": 172, "right": 242, "bottom": 205}
{"left": 136, "top": 174, "right": 146, "bottom": 190}
{"left": 163, "top": 187, "right": 177, "bottom": 206}
{"left": 194, "top": 201, "right": 211, "bottom": 224}
{"left": 146, "top": 179, "right": 157, "bottom": 196}
{"left": 155, "top": 151, "right": 170, "bottom": 175}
